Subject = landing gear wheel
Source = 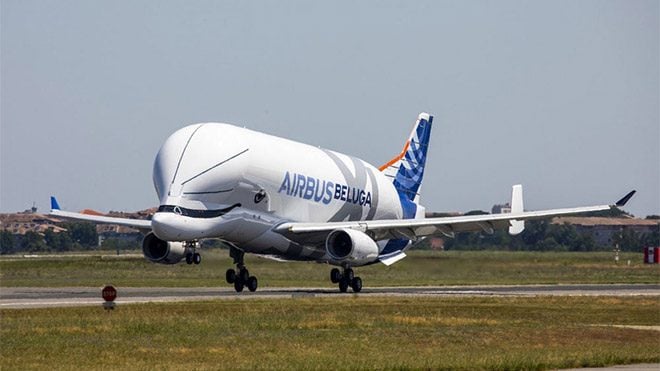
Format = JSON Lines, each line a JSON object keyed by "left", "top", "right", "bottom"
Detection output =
{"left": 330, "top": 268, "right": 341, "bottom": 283}
{"left": 247, "top": 276, "right": 258, "bottom": 292}
{"left": 351, "top": 277, "right": 362, "bottom": 293}
{"left": 185, "top": 253, "right": 193, "bottom": 265}
{"left": 226, "top": 269, "right": 236, "bottom": 284}
{"left": 239, "top": 268, "right": 250, "bottom": 283}
{"left": 338, "top": 278, "right": 349, "bottom": 293}
{"left": 234, "top": 280, "right": 244, "bottom": 292}
{"left": 344, "top": 268, "right": 354, "bottom": 282}
{"left": 193, "top": 253, "right": 202, "bottom": 265}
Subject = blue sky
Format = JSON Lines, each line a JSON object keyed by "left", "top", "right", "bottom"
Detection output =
{"left": 1, "top": 0, "right": 658, "bottom": 217}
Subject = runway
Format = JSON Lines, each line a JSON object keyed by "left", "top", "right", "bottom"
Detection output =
{"left": 1, "top": 283, "right": 659, "bottom": 309}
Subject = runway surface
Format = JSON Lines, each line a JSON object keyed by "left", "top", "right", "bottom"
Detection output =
{"left": 1, "top": 283, "right": 659, "bottom": 309}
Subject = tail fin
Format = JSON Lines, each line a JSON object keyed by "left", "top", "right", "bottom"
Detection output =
{"left": 379, "top": 112, "right": 433, "bottom": 204}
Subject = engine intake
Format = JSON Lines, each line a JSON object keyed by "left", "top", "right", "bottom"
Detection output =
{"left": 142, "top": 232, "right": 186, "bottom": 264}
{"left": 325, "top": 228, "right": 379, "bottom": 265}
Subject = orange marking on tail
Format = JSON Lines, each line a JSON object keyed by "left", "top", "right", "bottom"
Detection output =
{"left": 379, "top": 141, "right": 410, "bottom": 171}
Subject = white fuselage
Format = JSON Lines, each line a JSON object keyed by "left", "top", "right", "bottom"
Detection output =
{"left": 150, "top": 123, "right": 410, "bottom": 262}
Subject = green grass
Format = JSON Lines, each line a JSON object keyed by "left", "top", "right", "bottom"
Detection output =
{"left": 1, "top": 250, "right": 657, "bottom": 287}
{"left": 1, "top": 296, "right": 659, "bottom": 370}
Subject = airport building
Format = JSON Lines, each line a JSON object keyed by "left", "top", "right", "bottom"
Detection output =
{"left": 551, "top": 217, "right": 659, "bottom": 246}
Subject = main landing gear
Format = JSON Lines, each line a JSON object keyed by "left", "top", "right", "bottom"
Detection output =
{"left": 225, "top": 245, "right": 258, "bottom": 292}
{"left": 330, "top": 267, "right": 362, "bottom": 293}
{"left": 184, "top": 241, "right": 201, "bottom": 265}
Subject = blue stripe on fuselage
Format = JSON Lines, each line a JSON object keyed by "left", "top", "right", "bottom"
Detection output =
{"left": 380, "top": 193, "right": 417, "bottom": 255}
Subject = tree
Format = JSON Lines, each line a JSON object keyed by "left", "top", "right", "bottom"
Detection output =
{"left": 44, "top": 229, "right": 73, "bottom": 252}
{"left": 584, "top": 208, "right": 632, "bottom": 218}
{"left": 0, "top": 230, "right": 14, "bottom": 254}
{"left": 64, "top": 222, "right": 98, "bottom": 247}
{"left": 548, "top": 223, "right": 579, "bottom": 248}
{"left": 520, "top": 220, "right": 549, "bottom": 248}
{"left": 21, "top": 231, "right": 47, "bottom": 252}
{"left": 613, "top": 228, "right": 642, "bottom": 252}
{"left": 640, "top": 228, "right": 659, "bottom": 248}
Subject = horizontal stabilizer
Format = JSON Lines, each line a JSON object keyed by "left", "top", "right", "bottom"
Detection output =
{"left": 379, "top": 251, "right": 407, "bottom": 266}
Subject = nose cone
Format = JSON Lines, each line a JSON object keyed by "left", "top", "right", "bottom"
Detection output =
{"left": 151, "top": 212, "right": 182, "bottom": 241}
{"left": 151, "top": 212, "right": 205, "bottom": 241}
{"left": 152, "top": 123, "right": 248, "bottom": 204}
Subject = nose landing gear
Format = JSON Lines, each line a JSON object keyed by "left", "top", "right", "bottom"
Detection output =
{"left": 330, "top": 267, "right": 362, "bottom": 293}
{"left": 184, "top": 241, "right": 201, "bottom": 265}
{"left": 225, "top": 245, "right": 258, "bottom": 292}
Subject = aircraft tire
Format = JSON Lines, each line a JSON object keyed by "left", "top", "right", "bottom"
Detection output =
{"left": 226, "top": 269, "right": 236, "bottom": 284}
{"left": 351, "top": 277, "right": 362, "bottom": 293}
{"left": 247, "top": 276, "right": 258, "bottom": 292}
{"left": 185, "top": 253, "right": 193, "bottom": 265}
{"left": 239, "top": 268, "right": 250, "bottom": 283}
{"left": 193, "top": 253, "right": 201, "bottom": 265}
{"left": 330, "top": 268, "right": 341, "bottom": 283}
{"left": 338, "top": 278, "right": 349, "bottom": 293}
{"left": 344, "top": 268, "right": 354, "bottom": 282}
{"left": 234, "top": 280, "right": 244, "bottom": 293}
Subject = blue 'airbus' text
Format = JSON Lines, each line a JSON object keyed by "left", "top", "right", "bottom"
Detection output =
{"left": 278, "top": 171, "right": 372, "bottom": 207}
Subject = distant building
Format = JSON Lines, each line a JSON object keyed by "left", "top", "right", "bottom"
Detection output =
{"left": 551, "top": 217, "right": 660, "bottom": 246}
{"left": 492, "top": 203, "right": 511, "bottom": 214}
{"left": 86, "top": 208, "right": 155, "bottom": 246}
{"left": 0, "top": 213, "right": 66, "bottom": 235}
{"left": 1, "top": 207, "right": 155, "bottom": 247}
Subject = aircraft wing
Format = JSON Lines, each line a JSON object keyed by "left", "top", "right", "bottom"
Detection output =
{"left": 48, "top": 197, "right": 152, "bottom": 232}
{"left": 275, "top": 188, "right": 636, "bottom": 244}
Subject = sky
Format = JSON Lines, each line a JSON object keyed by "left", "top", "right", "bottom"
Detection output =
{"left": 1, "top": 0, "right": 658, "bottom": 217}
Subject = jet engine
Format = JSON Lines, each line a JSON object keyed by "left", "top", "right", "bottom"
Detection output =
{"left": 325, "top": 228, "right": 379, "bottom": 265}
{"left": 142, "top": 232, "right": 186, "bottom": 264}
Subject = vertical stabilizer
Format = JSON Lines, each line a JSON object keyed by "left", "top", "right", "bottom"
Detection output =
{"left": 380, "top": 113, "right": 433, "bottom": 205}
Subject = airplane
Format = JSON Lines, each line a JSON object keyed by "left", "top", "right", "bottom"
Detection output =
{"left": 50, "top": 112, "right": 636, "bottom": 293}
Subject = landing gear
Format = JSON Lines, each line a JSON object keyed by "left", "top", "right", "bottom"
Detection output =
{"left": 350, "top": 277, "right": 362, "bottom": 292}
{"left": 330, "top": 268, "right": 341, "bottom": 283}
{"left": 184, "top": 241, "right": 201, "bottom": 265}
{"left": 246, "top": 276, "right": 258, "bottom": 292}
{"left": 226, "top": 269, "right": 236, "bottom": 284}
{"left": 226, "top": 245, "right": 258, "bottom": 293}
{"left": 185, "top": 252, "right": 201, "bottom": 265}
{"left": 331, "top": 267, "right": 362, "bottom": 293}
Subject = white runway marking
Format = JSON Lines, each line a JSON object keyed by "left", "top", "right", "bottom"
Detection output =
{"left": 1, "top": 284, "right": 659, "bottom": 309}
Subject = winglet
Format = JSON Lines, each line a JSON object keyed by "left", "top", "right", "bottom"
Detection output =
{"left": 509, "top": 184, "right": 525, "bottom": 235}
{"left": 615, "top": 190, "right": 636, "bottom": 207}
{"left": 50, "top": 196, "right": 61, "bottom": 211}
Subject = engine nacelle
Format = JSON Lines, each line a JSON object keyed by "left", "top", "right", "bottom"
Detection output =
{"left": 325, "top": 228, "right": 379, "bottom": 265}
{"left": 142, "top": 232, "right": 186, "bottom": 264}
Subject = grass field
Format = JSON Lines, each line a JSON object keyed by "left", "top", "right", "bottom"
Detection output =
{"left": 1, "top": 296, "right": 659, "bottom": 370}
{"left": 0, "top": 250, "right": 657, "bottom": 288}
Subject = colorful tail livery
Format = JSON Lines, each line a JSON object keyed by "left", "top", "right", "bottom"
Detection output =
{"left": 380, "top": 113, "right": 433, "bottom": 219}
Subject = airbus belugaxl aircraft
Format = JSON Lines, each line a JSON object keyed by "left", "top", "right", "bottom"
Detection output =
{"left": 50, "top": 113, "right": 635, "bottom": 293}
